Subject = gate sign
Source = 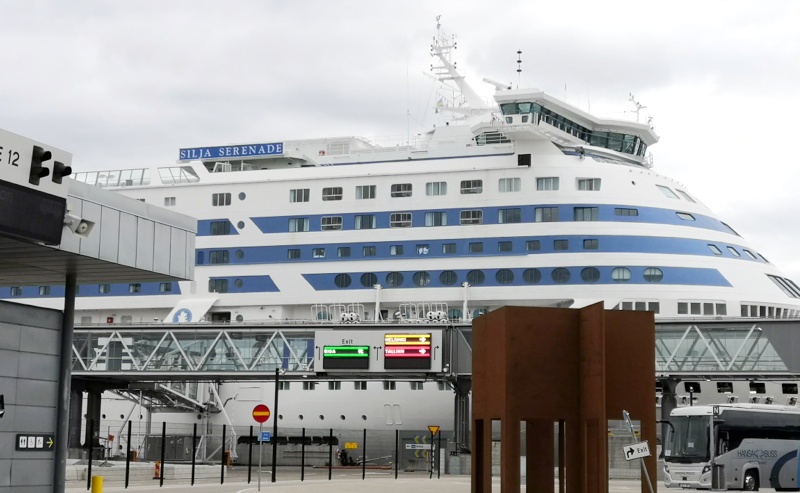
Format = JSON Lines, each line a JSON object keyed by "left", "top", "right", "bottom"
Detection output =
{"left": 622, "top": 441, "right": 650, "bottom": 461}
{"left": 384, "top": 333, "right": 432, "bottom": 370}
{"left": 252, "top": 404, "right": 271, "bottom": 423}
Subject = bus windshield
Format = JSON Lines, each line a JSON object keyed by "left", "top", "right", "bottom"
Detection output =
{"left": 665, "top": 416, "right": 709, "bottom": 462}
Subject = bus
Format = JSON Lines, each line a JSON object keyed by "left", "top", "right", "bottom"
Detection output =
{"left": 664, "top": 404, "right": 800, "bottom": 490}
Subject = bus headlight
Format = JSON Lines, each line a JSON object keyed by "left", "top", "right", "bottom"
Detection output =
{"left": 702, "top": 465, "right": 711, "bottom": 475}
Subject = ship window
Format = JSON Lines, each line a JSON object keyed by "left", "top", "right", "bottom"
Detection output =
{"left": 390, "top": 212, "right": 412, "bottom": 228}
{"left": 208, "top": 279, "right": 228, "bottom": 293}
{"left": 383, "top": 381, "right": 396, "bottom": 390}
{"left": 614, "top": 207, "right": 639, "bottom": 216}
{"left": 476, "top": 131, "right": 511, "bottom": 145}
{"left": 390, "top": 245, "right": 404, "bottom": 256}
{"left": 360, "top": 273, "right": 377, "bottom": 287}
{"left": 210, "top": 221, "right": 231, "bottom": 235}
{"left": 708, "top": 244, "right": 722, "bottom": 255}
{"left": 460, "top": 180, "right": 483, "bottom": 194}
{"left": 160, "top": 283, "right": 172, "bottom": 293}
{"left": 551, "top": 268, "right": 571, "bottom": 283}
{"left": 210, "top": 250, "right": 230, "bottom": 264}
{"left": 676, "top": 212, "right": 695, "bottom": 221}
{"left": 759, "top": 253, "right": 770, "bottom": 263}
{"left": 535, "top": 207, "right": 559, "bottom": 222}
{"left": 574, "top": 207, "right": 599, "bottom": 221}
{"left": 410, "top": 382, "right": 424, "bottom": 391}
{"left": 498, "top": 208, "right": 521, "bottom": 223}
{"left": 128, "top": 283, "right": 140, "bottom": 294}
{"left": 413, "top": 271, "right": 431, "bottom": 287}
{"left": 643, "top": 268, "right": 663, "bottom": 283}
{"left": 354, "top": 214, "right": 376, "bottom": 229}
{"left": 577, "top": 178, "right": 601, "bottom": 191}
{"left": 313, "top": 248, "right": 325, "bottom": 258}
{"left": 416, "top": 244, "right": 430, "bottom": 255}
{"left": 536, "top": 177, "right": 559, "bottom": 191}
{"left": 522, "top": 268, "right": 542, "bottom": 284}
{"left": 391, "top": 183, "right": 413, "bottom": 197}
{"left": 287, "top": 249, "right": 301, "bottom": 259}
{"left": 99, "top": 284, "right": 111, "bottom": 294}
{"left": 354, "top": 381, "right": 368, "bottom": 390}
{"left": 611, "top": 267, "right": 631, "bottom": 282}
{"left": 583, "top": 239, "right": 599, "bottom": 250}
{"left": 460, "top": 210, "right": 483, "bottom": 225}
{"left": 498, "top": 241, "right": 513, "bottom": 252}
{"left": 767, "top": 275, "right": 800, "bottom": 298}
{"left": 727, "top": 246, "right": 740, "bottom": 257}
{"left": 721, "top": 222, "right": 740, "bottom": 236}
{"left": 554, "top": 239, "right": 569, "bottom": 250}
{"left": 212, "top": 192, "right": 232, "bottom": 206}
{"left": 676, "top": 190, "right": 696, "bottom": 203}
{"left": 442, "top": 243, "right": 456, "bottom": 254}
{"left": 499, "top": 178, "right": 521, "bottom": 192}
{"left": 386, "top": 272, "right": 404, "bottom": 287}
{"left": 581, "top": 267, "right": 600, "bottom": 283}
{"left": 656, "top": 185, "right": 679, "bottom": 199}
{"left": 440, "top": 271, "right": 458, "bottom": 286}
{"left": 288, "top": 217, "right": 310, "bottom": 232}
{"left": 356, "top": 185, "right": 376, "bottom": 200}
{"left": 337, "top": 247, "right": 350, "bottom": 258}
{"left": 303, "top": 382, "right": 316, "bottom": 391}
{"left": 717, "top": 304, "right": 727, "bottom": 315}
{"left": 426, "top": 181, "right": 447, "bottom": 196}
{"left": 783, "top": 384, "right": 799, "bottom": 395}
{"left": 466, "top": 270, "right": 485, "bottom": 285}
{"left": 496, "top": 269, "right": 514, "bottom": 285}
{"left": 329, "top": 381, "right": 341, "bottom": 390}
{"left": 334, "top": 274, "right": 351, "bottom": 288}
{"left": 321, "top": 216, "right": 343, "bottom": 231}
{"left": 743, "top": 249, "right": 757, "bottom": 259}
{"left": 469, "top": 242, "right": 483, "bottom": 253}
{"left": 289, "top": 188, "right": 310, "bottom": 203}
{"left": 363, "top": 246, "right": 376, "bottom": 257}
{"left": 322, "top": 187, "right": 342, "bottom": 201}
{"left": 10, "top": 287, "right": 22, "bottom": 296}
{"left": 425, "top": 212, "right": 447, "bottom": 226}
{"left": 526, "top": 240, "right": 541, "bottom": 251}
{"left": 236, "top": 250, "right": 244, "bottom": 259}
{"left": 164, "top": 197, "right": 176, "bottom": 207}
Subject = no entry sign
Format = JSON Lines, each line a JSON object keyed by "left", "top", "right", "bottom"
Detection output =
{"left": 252, "top": 404, "right": 271, "bottom": 423}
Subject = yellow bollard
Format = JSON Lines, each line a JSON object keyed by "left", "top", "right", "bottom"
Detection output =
{"left": 91, "top": 476, "right": 103, "bottom": 493}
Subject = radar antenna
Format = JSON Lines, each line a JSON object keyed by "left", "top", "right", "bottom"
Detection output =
{"left": 628, "top": 93, "right": 647, "bottom": 123}
{"left": 516, "top": 50, "right": 522, "bottom": 88}
{"left": 429, "top": 16, "right": 487, "bottom": 111}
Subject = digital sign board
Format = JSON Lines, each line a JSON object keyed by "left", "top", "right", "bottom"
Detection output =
{"left": 384, "top": 333, "right": 432, "bottom": 370}
{"left": 0, "top": 179, "right": 66, "bottom": 245}
{"left": 322, "top": 345, "right": 370, "bottom": 370}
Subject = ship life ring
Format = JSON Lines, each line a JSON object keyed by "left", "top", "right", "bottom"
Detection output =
{"left": 319, "top": 150, "right": 326, "bottom": 156}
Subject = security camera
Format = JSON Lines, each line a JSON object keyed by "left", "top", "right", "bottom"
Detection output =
{"left": 64, "top": 213, "right": 95, "bottom": 238}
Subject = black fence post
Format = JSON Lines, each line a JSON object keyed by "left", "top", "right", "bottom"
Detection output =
{"left": 247, "top": 425, "right": 253, "bottom": 484}
{"left": 301, "top": 427, "right": 306, "bottom": 481}
{"left": 271, "top": 368, "right": 280, "bottom": 483}
{"left": 220, "top": 424, "right": 226, "bottom": 484}
{"left": 124, "top": 421, "right": 131, "bottom": 489}
{"left": 191, "top": 423, "right": 197, "bottom": 486}
{"left": 159, "top": 421, "right": 166, "bottom": 487}
{"left": 437, "top": 432, "right": 442, "bottom": 479}
{"left": 328, "top": 428, "right": 333, "bottom": 480}
{"left": 362, "top": 428, "right": 366, "bottom": 480}
{"left": 86, "top": 418, "right": 93, "bottom": 491}
{"left": 395, "top": 429, "right": 399, "bottom": 480}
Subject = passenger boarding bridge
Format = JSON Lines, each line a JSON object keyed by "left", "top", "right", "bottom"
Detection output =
{"left": 71, "top": 318, "right": 800, "bottom": 448}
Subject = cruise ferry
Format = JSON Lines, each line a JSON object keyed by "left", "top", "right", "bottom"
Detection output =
{"left": 6, "top": 21, "right": 800, "bottom": 439}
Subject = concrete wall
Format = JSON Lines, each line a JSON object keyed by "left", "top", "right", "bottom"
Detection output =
{"left": 0, "top": 301, "right": 62, "bottom": 493}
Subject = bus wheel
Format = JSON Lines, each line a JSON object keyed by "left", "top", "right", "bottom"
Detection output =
{"left": 743, "top": 471, "right": 759, "bottom": 491}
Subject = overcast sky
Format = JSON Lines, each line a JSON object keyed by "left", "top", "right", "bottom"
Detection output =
{"left": 2, "top": 1, "right": 799, "bottom": 282}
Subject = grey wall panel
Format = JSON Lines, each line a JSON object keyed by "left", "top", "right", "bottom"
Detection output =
{"left": 7, "top": 459, "right": 54, "bottom": 486}
{"left": 153, "top": 223, "right": 171, "bottom": 275}
{"left": 19, "top": 327, "right": 59, "bottom": 356}
{"left": 98, "top": 207, "right": 121, "bottom": 262}
{"left": 0, "top": 302, "right": 61, "bottom": 330}
{"left": 118, "top": 212, "right": 138, "bottom": 267}
{"left": 0, "top": 349, "right": 19, "bottom": 378}
{"left": 14, "top": 379, "right": 58, "bottom": 407}
{"left": 78, "top": 200, "right": 102, "bottom": 258}
{"left": 169, "top": 228, "right": 187, "bottom": 279}
{"left": 17, "top": 354, "right": 59, "bottom": 382}
{"left": 186, "top": 233, "right": 195, "bottom": 280}
{"left": 12, "top": 405, "right": 56, "bottom": 440}
{"left": 136, "top": 220, "right": 155, "bottom": 271}
{"left": 0, "top": 378, "right": 18, "bottom": 433}
{"left": 0, "top": 457, "right": 9, "bottom": 485}
{"left": 0, "top": 324, "right": 20, "bottom": 350}
{"left": 59, "top": 197, "right": 82, "bottom": 254}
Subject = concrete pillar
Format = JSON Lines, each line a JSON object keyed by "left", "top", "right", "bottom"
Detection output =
{"left": 660, "top": 377, "right": 680, "bottom": 450}
{"left": 84, "top": 390, "right": 102, "bottom": 450}
{"left": 452, "top": 376, "right": 472, "bottom": 453}
{"left": 68, "top": 389, "right": 83, "bottom": 449}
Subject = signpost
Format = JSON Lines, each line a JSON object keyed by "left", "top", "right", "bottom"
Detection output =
{"left": 253, "top": 404, "right": 270, "bottom": 491}
{"left": 384, "top": 333, "right": 432, "bottom": 370}
{"left": 622, "top": 410, "right": 654, "bottom": 493}
{"left": 15, "top": 433, "right": 55, "bottom": 451}
{"left": 322, "top": 345, "right": 370, "bottom": 370}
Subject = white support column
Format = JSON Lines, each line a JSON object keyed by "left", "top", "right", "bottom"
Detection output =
{"left": 374, "top": 284, "right": 382, "bottom": 322}
{"left": 462, "top": 282, "right": 471, "bottom": 321}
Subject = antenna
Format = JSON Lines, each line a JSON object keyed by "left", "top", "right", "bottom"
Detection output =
{"left": 516, "top": 50, "right": 522, "bottom": 88}
{"left": 629, "top": 93, "right": 647, "bottom": 123}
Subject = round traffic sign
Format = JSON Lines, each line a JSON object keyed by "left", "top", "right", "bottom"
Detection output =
{"left": 252, "top": 404, "right": 271, "bottom": 423}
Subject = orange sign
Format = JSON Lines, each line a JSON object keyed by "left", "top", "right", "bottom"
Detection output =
{"left": 428, "top": 425, "right": 440, "bottom": 436}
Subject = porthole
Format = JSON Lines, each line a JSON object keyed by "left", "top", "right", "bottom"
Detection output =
{"left": 551, "top": 268, "right": 570, "bottom": 283}
{"left": 611, "top": 267, "right": 631, "bottom": 282}
{"left": 495, "top": 269, "right": 514, "bottom": 284}
{"left": 360, "top": 273, "right": 377, "bottom": 287}
{"left": 386, "top": 272, "right": 404, "bottom": 287}
{"left": 466, "top": 270, "right": 485, "bottom": 285}
{"left": 237, "top": 221, "right": 245, "bottom": 229}
{"left": 299, "top": 415, "right": 304, "bottom": 420}
{"left": 235, "top": 279, "right": 243, "bottom": 288}
{"left": 580, "top": 267, "right": 600, "bottom": 283}
{"left": 522, "top": 268, "right": 542, "bottom": 284}
{"left": 238, "top": 192, "right": 246, "bottom": 200}
{"left": 340, "top": 415, "right": 346, "bottom": 420}
{"left": 235, "top": 314, "right": 244, "bottom": 322}
{"left": 643, "top": 268, "right": 664, "bottom": 283}
{"left": 119, "top": 414, "right": 124, "bottom": 419}
{"left": 335, "top": 274, "right": 352, "bottom": 288}
{"left": 197, "top": 414, "right": 203, "bottom": 420}
{"left": 319, "top": 415, "right": 325, "bottom": 420}
{"left": 279, "top": 414, "right": 283, "bottom": 420}
{"left": 439, "top": 270, "right": 458, "bottom": 286}
{"left": 361, "top": 415, "right": 367, "bottom": 420}
{"left": 413, "top": 271, "right": 431, "bottom": 287}
{"left": 102, "top": 414, "right": 106, "bottom": 419}
{"left": 235, "top": 250, "right": 244, "bottom": 259}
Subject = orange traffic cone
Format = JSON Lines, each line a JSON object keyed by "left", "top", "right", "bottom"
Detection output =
{"left": 153, "top": 460, "right": 161, "bottom": 480}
